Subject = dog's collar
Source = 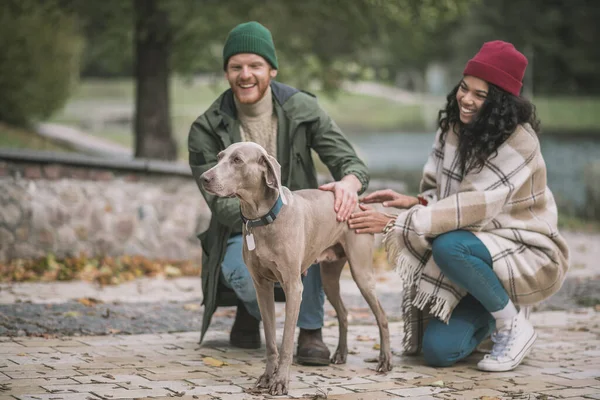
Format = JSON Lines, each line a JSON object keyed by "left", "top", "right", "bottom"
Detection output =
{"left": 240, "top": 193, "right": 285, "bottom": 228}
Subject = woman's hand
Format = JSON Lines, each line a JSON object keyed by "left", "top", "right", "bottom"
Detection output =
{"left": 348, "top": 204, "right": 395, "bottom": 234}
{"left": 361, "top": 189, "right": 419, "bottom": 209}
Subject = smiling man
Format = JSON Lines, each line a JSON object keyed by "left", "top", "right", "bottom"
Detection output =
{"left": 188, "top": 21, "right": 369, "bottom": 366}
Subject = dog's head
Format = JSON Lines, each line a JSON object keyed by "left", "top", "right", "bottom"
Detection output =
{"left": 200, "top": 142, "right": 283, "bottom": 199}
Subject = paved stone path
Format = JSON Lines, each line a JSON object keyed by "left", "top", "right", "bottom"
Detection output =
{"left": 0, "top": 307, "right": 599, "bottom": 400}
{"left": 1, "top": 231, "right": 599, "bottom": 399}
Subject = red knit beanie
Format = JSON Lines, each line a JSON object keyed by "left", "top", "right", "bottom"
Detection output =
{"left": 463, "top": 41, "right": 528, "bottom": 96}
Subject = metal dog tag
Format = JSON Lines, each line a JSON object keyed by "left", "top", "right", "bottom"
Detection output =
{"left": 246, "top": 232, "right": 256, "bottom": 251}
{"left": 279, "top": 187, "right": 288, "bottom": 205}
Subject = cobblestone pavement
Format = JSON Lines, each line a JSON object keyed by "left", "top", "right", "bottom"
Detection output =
{"left": 0, "top": 307, "right": 599, "bottom": 400}
{"left": 0, "top": 230, "right": 599, "bottom": 399}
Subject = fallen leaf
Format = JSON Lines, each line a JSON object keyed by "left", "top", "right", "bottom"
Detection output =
{"left": 356, "top": 335, "right": 374, "bottom": 342}
{"left": 183, "top": 303, "right": 200, "bottom": 311}
{"left": 107, "top": 328, "right": 121, "bottom": 334}
{"left": 430, "top": 380, "right": 444, "bottom": 387}
{"left": 480, "top": 397, "right": 501, "bottom": 400}
{"left": 373, "top": 343, "right": 380, "bottom": 350}
{"left": 77, "top": 297, "right": 103, "bottom": 307}
{"left": 63, "top": 311, "right": 80, "bottom": 318}
{"left": 164, "top": 265, "right": 182, "bottom": 278}
{"left": 203, "top": 357, "right": 228, "bottom": 367}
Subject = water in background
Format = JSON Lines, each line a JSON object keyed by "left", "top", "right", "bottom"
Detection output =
{"left": 349, "top": 132, "right": 600, "bottom": 213}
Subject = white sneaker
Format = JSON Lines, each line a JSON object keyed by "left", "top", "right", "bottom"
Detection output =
{"left": 477, "top": 309, "right": 537, "bottom": 372}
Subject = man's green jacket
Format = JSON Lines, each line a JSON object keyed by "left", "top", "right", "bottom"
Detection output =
{"left": 188, "top": 81, "right": 369, "bottom": 342}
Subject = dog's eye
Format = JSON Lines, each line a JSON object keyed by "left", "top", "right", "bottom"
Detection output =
{"left": 232, "top": 156, "right": 242, "bottom": 164}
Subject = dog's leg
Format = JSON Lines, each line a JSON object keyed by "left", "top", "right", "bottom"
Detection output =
{"left": 320, "top": 259, "right": 348, "bottom": 365}
{"left": 268, "top": 270, "right": 302, "bottom": 395}
{"left": 252, "top": 277, "right": 277, "bottom": 389}
{"left": 346, "top": 237, "right": 393, "bottom": 372}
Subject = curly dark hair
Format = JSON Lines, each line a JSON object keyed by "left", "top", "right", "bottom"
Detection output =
{"left": 438, "top": 82, "right": 541, "bottom": 174}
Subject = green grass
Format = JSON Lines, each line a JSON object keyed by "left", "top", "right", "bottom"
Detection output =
{"left": 0, "top": 123, "right": 73, "bottom": 152}
{"left": 50, "top": 78, "right": 433, "bottom": 160}
{"left": 558, "top": 214, "right": 600, "bottom": 233}
{"left": 318, "top": 92, "right": 427, "bottom": 133}
{"left": 46, "top": 78, "right": 600, "bottom": 163}
{"left": 534, "top": 97, "right": 600, "bottom": 135}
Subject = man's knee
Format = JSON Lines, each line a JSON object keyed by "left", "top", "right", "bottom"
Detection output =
{"left": 222, "top": 268, "right": 256, "bottom": 303}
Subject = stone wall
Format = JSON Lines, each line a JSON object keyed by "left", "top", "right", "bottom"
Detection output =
{"left": 0, "top": 149, "right": 407, "bottom": 263}
{"left": 0, "top": 150, "right": 210, "bottom": 263}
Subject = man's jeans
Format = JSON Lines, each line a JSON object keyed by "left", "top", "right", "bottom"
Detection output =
{"left": 422, "top": 230, "right": 510, "bottom": 367}
{"left": 220, "top": 234, "right": 325, "bottom": 329}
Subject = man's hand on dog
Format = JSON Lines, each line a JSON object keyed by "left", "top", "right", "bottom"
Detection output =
{"left": 319, "top": 174, "right": 362, "bottom": 222}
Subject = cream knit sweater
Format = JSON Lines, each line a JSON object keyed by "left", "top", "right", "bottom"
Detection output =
{"left": 234, "top": 86, "right": 278, "bottom": 157}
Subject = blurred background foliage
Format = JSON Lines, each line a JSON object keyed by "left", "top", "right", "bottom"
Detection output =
{"left": 2, "top": 0, "right": 599, "bottom": 138}
{"left": 1, "top": 0, "right": 599, "bottom": 222}
{"left": 0, "top": 0, "right": 82, "bottom": 126}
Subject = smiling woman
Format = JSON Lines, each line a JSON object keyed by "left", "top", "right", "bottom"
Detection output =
{"left": 457, "top": 76, "right": 488, "bottom": 124}
{"left": 349, "top": 40, "right": 570, "bottom": 374}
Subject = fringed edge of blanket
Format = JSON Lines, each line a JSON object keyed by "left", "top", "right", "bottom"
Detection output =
{"left": 383, "top": 228, "right": 421, "bottom": 287}
{"left": 401, "top": 288, "right": 418, "bottom": 355}
{"left": 413, "top": 288, "right": 452, "bottom": 323}
{"left": 385, "top": 227, "right": 456, "bottom": 353}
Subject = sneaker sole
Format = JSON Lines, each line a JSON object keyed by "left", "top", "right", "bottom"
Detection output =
{"left": 477, "top": 331, "right": 537, "bottom": 372}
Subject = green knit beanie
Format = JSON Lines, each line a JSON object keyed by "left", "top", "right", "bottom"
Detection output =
{"left": 223, "top": 21, "right": 278, "bottom": 70}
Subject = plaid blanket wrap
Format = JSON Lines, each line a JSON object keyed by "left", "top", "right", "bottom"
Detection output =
{"left": 383, "top": 123, "right": 570, "bottom": 354}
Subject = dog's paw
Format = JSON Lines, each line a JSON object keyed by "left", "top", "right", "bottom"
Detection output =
{"left": 376, "top": 352, "right": 393, "bottom": 372}
{"left": 331, "top": 348, "right": 347, "bottom": 364}
{"left": 255, "top": 372, "right": 271, "bottom": 389}
{"left": 268, "top": 375, "right": 289, "bottom": 396}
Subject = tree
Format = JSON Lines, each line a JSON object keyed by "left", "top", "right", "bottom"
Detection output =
{"left": 446, "top": 0, "right": 600, "bottom": 95}
{"left": 0, "top": 0, "right": 82, "bottom": 127}
{"left": 73, "top": 0, "right": 474, "bottom": 160}
{"left": 133, "top": 0, "right": 176, "bottom": 160}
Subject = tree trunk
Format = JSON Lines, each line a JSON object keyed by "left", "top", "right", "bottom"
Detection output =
{"left": 133, "top": 0, "right": 177, "bottom": 160}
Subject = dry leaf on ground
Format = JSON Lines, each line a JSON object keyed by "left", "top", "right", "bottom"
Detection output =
{"left": 77, "top": 297, "right": 103, "bottom": 307}
{"left": 203, "top": 357, "right": 228, "bottom": 367}
{"left": 63, "top": 311, "right": 80, "bottom": 318}
{"left": 183, "top": 303, "right": 200, "bottom": 311}
{"left": 356, "top": 335, "right": 374, "bottom": 341}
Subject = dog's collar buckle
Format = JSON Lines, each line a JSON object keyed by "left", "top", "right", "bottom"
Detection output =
{"left": 240, "top": 192, "right": 285, "bottom": 229}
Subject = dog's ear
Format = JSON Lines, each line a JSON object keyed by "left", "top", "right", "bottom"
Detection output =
{"left": 260, "top": 154, "right": 282, "bottom": 190}
{"left": 260, "top": 154, "right": 288, "bottom": 204}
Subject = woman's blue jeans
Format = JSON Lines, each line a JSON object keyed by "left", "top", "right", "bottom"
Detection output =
{"left": 220, "top": 234, "right": 325, "bottom": 329}
{"left": 422, "top": 230, "right": 510, "bottom": 367}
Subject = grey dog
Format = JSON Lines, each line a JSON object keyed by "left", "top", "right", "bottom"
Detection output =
{"left": 201, "top": 142, "right": 392, "bottom": 395}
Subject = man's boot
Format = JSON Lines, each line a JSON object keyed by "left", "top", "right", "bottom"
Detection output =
{"left": 229, "top": 300, "right": 261, "bottom": 349}
{"left": 296, "top": 328, "right": 330, "bottom": 365}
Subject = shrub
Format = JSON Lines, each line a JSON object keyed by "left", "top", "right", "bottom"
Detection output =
{"left": 0, "top": 0, "right": 82, "bottom": 126}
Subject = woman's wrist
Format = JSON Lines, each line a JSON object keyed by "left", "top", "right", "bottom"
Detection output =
{"left": 382, "top": 217, "right": 396, "bottom": 234}
{"left": 416, "top": 195, "right": 428, "bottom": 206}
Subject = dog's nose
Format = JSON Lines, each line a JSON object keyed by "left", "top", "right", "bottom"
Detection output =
{"left": 200, "top": 173, "right": 212, "bottom": 186}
